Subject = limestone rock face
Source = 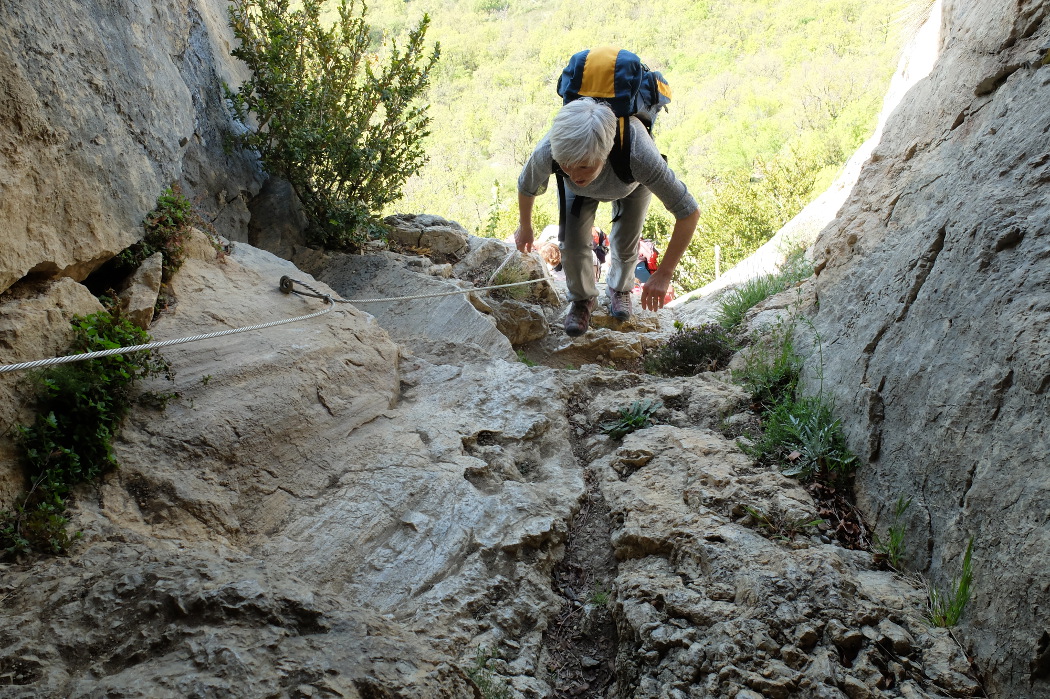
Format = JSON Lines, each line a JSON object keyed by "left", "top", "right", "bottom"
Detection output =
{"left": 0, "top": 0, "right": 261, "bottom": 295}
{"left": 0, "top": 243, "right": 591, "bottom": 695}
{"left": 807, "top": 0, "right": 1050, "bottom": 694}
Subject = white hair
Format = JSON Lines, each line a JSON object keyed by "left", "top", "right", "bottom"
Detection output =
{"left": 549, "top": 98, "right": 617, "bottom": 167}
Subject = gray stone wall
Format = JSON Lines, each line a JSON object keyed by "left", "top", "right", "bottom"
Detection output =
{"left": 809, "top": 1, "right": 1050, "bottom": 695}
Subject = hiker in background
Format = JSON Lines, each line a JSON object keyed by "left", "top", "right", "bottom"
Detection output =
{"left": 538, "top": 241, "right": 565, "bottom": 281}
{"left": 513, "top": 47, "right": 699, "bottom": 337}
{"left": 634, "top": 238, "right": 675, "bottom": 302}
{"left": 592, "top": 226, "right": 609, "bottom": 282}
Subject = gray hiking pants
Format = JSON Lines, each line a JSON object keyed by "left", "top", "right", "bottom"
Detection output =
{"left": 558, "top": 181, "right": 652, "bottom": 303}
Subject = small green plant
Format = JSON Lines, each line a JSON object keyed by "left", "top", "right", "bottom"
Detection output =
{"left": 491, "top": 262, "right": 531, "bottom": 300}
{"left": 600, "top": 399, "right": 663, "bottom": 440}
{"left": 749, "top": 396, "right": 856, "bottom": 481}
{"left": 873, "top": 495, "right": 912, "bottom": 571}
{"left": 589, "top": 584, "right": 611, "bottom": 606}
{"left": 515, "top": 349, "right": 537, "bottom": 367}
{"left": 0, "top": 310, "right": 172, "bottom": 558}
{"left": 743, "top": 504, "right": 824, "bottom": 541}
{"left": 466, "top": 647, "right": 512, "bottom": 699}
{"left": 225, "top": 0, "right": 439, "bottom": 249}
{"left": 643, "top": 321, "right": 736, "bottom": 376}
{"left": 716, "top": 248, "right": 813, "bottom": 331}
{"left": 928, "top": 538, "right": 975, "bottom": 627}
{"left": 733, "top": 317, "right": 803, "bottom": 410}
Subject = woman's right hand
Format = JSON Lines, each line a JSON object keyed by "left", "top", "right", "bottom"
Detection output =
{"left": 514, "top": 224, "right": 535, "bottom": 253}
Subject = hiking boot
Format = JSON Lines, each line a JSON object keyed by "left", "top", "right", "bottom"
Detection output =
{"left": 607, "top": 289, "right": 633, "bottom": 320}
{"left": 564, "top": 299, "right": 596, "bottom": 337}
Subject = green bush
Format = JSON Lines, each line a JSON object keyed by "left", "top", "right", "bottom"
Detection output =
{"left": 643, "top": 322, "right": 735, "bottom": 376}
{"left": 0, "top": 310, "right": 172, "bottom": 558}
{"left": 115, "top": 185, "right": 193, "bottom": 283}
{"left": 226, "top": 0, "right": 439, "bottom": 249}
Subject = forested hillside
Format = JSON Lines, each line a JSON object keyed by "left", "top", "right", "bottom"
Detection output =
{"left": 360, "top": 0, "right": 926, "bottom": 290}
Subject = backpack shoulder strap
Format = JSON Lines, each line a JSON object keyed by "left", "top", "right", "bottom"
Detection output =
{"left": 609, "top": 116, "right": 634, "bottom": 184}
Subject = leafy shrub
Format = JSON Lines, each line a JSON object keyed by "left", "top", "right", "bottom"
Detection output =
{"left": 116, "top": 185, "right": 193, "bottom": 283}
{"left": 226, "top": 0, "right": 439, "bottom": 250}
{"left": 643, "top": 322, "right": 735, "bottom": 376}
{"left": 928, "top": 538, "right": 975, "bottom": 627}
{"left": 0, "top": 310, "right": 172, "bottom": 558}
{"left": 600, "top": 399, "right": 663, "bottom": 440}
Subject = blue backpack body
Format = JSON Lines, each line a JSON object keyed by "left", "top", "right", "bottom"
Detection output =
{"left": 556, "top": 47, "right": 671, "bottom": 183}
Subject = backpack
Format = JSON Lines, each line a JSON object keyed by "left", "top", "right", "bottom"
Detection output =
{"left": 638, "top": 238, "right": 659, "bottom": 273}
{"left": 556, "top": 46, "right": 671, "bottom": 183}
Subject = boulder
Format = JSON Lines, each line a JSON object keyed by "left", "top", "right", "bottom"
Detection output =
{"left": 118, "top": 252, "right": 164, "bottom": 330}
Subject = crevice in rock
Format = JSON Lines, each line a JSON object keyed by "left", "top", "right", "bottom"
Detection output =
{"left": 540, "top": 469, "right": 620, "bottom": 698}
{"left": 895, "top": 224, "right": 947, "bottom": 324}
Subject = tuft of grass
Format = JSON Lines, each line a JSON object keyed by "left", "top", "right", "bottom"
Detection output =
{"left": 489, "top": 262, "right": 532, "bottom": 300}
{"left": 466, "top": 647, "right": 512, "bottom": 699}
{"left": 600, "top": 399, "right": 663, "bottom": 440}
{"left": 873, "top": 495, "right": 912, "bottom": 571}
{"left": 716, "top": 248, "right": 813, "bottom": 331}
{"left": 732, "top": 317, "right": 803, "bottom": 410}
{"left": 928, "top": 538, "right": 975, "bottom": 627}
{"left": 589, "top": 584, "right": 611, "bottom": 606}
{"left": 743, "top": 504, "right": 824, "bottom": 541}
{"left": 643, "top": 321, "right": 735, "bottom": 376}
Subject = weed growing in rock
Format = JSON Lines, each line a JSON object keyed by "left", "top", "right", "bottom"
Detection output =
{"left": 928, "top": 538, "right": 975, "bottom": 627}
{"left": 589, "top": 584, "right": 611, "bottom": 606}
{"left": 516, "top": 349, "right": 537, "bottom": 367}
{"left": 226, "top": 0, "right": 439, "bottom": 249}
{"left": 642, "top": 321, "right": 735, "bottom": 376}
{"left": 0, "top": 310, "right": 172, "bottom": 558}
{"left": 748, "top": 396, "right": 856, "bottom": 481}
{"left": 716, "top": 248, "right": 813, "bottom": 330}
{"left": 743, "top": 504, "right": 824, "bottom": 541}
{"left": 490, "top": 262, "right": 531, "bottom": 300}
{"left": 600, "top": 399, "right": 663, "bottom": 440}
{"left": 732, "top": 317, "right": 803, "bottom": 410}
{"left": 116, "top": 185, "right": 192, "bottom": 283}
{"left": 466, "top": 647, "right": 512, "bottom": 699}
{"left": 873, "top": 495, "right": 912, "bottom": 571}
